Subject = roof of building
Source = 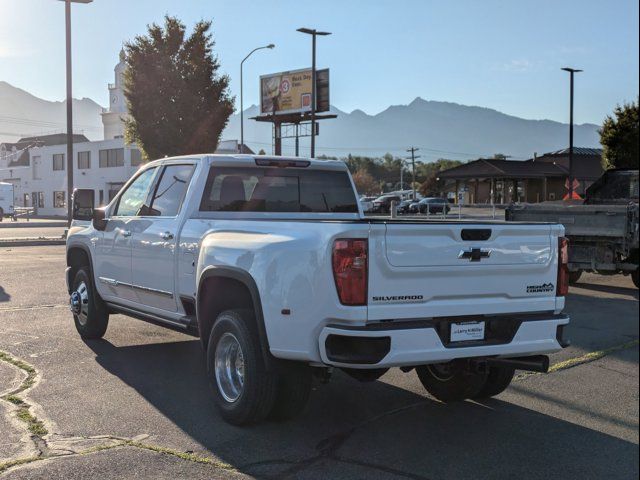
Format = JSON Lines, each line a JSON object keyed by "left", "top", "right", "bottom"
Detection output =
{"left": 543, "top": 147, "right": 603, "bottom": 156}
{"left": 438, "top": 158, "right": 568, "bottom": 180}
{"left": 439, "top": 147, "right": 604, "bottom": 181}
{"left": 0, "top": 133, "right": 91, "bottom": 167}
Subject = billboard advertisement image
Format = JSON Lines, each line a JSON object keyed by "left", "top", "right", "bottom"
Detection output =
{"left": 260, "top": 68, "right": 329, "bottom": 115}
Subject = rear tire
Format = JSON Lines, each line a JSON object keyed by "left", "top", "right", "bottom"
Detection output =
{"left": 207, "top": 309, "right": 277, "bottom": 425}
{"left": 568, "top": 270, "right": 583, "bottom": 284}
{"left": 71, "top": 267, "right": 109, "bottom": 339}
{"left": 472, "top": 365, "right": 515, "bottom": 399}
{"left": 268, "top": 362, "right": 313, "bottom": 421}
{"left": 416, "top": 360, "right": 488, "bottom": 402}
{"left": 632, "top": 269, "right": 639, "bottom": 289}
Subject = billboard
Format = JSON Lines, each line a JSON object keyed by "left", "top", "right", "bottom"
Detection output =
{"left": 260, "top": 68, "right": 330, "bottom": 115}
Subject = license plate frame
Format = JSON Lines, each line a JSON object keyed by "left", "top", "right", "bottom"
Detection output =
{"left": 450, "top": 321, "right": 486, "bottom": 342}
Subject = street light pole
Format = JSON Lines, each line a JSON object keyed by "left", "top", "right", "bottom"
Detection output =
{"left": 240, "top": 44, "right": 275, "bottom": 153}
{"left": 297, "top": 28, "right": 331, "bottom": 158}
{"left": 561, "top": 67, "right": 582, "bottom": 200}
{"left": 59, "top": 0, "right": 92, "bottom": 226}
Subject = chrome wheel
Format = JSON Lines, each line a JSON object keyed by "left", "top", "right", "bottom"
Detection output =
{"left": 214, "top": 332, "right": 245, "bottom": 403}
{"left": 70, "top": 281, "right": 90, "bottom": 326}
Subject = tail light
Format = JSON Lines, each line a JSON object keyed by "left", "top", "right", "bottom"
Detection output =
{"left": 332, "top": 239, "right": 368, "bottom": 305}
{"left": 557, "top": 237, "right": 569, "bottom": 296}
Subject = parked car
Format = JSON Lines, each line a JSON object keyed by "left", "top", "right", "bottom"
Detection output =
{"left": 371, "top": 194, "right": 402, "bottom": 214}
{"left": 0, "top": 182, "right": 16, "bottom": 222}
{"left": 410, "top": 197, "right": 451, "bottom": 214}
{"left": 67, "top": 154, "right": 570, "bottom": 425}
{"left": 359, "top": 196, "right": 376, "bottom": 213}
{"left": 397, "top": 198, "right": 420, "bottom": 214}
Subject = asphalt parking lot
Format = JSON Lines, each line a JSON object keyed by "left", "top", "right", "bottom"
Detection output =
{"left": 0, "top": 245, "right": 638, "bottom": 479}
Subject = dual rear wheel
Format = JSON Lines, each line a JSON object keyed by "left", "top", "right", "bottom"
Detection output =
{"left": 207, "top": 309, "right": 312, "bottom": 425}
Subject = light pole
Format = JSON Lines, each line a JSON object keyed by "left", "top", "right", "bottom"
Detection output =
{"left": 297, "top": 28, "right": 331, "bottom": 158}
{"left": 561, "top": 67, "right": 582, "bottom": 200}
{"left": 240, "top": 44, "right": 274, "bottom": 153}
{"left": 406, "top": 147, "right": 420, "bottom": 200}
{"left": 58, "top": 0, "right": 92, "bottom": 226}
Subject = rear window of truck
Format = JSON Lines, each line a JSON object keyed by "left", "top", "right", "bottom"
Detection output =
{"left": 199, "top": 167, "right": 358, "bottom": 213}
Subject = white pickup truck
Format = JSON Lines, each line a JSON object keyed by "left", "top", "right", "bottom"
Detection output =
{"left": 67, "top": 154, "right": 570, "bottom": 425}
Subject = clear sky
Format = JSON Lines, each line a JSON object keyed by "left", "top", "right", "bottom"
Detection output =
{"left": 1, "top": 0, "right": 638, "bottom": 125}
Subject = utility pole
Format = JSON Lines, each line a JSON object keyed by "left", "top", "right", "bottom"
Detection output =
{"left": 406, "top": 147, "right": 420, "bottom": 200}
{"left": 561, "top": 67, "right": 582, "bottom": 200}
{"left": 59, "top": 0, "right": 92, "bottom": 226}
{"left": 297, "top": 28, "right": 331, "bottom": 158}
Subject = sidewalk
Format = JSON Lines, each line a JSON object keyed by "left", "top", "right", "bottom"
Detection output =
{"left": 0, "top": 218, "right": 67, "bottom": 229}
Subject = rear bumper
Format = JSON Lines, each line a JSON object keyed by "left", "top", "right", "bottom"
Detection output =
{"left": 318, "top": 313, "right": 570, "bottom": 369}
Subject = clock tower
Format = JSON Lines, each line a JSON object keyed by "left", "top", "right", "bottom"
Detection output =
{"left": 101, "top": 49, "right": 130, "bottom": 139}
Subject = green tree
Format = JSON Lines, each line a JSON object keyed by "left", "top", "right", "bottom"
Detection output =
{"left": 599, "top": 100, "right": 639, "bottom": 170}
{"left": 123, "top": 16, "right": 234, "bottom": 160}
{"left": 258, "top": 149, "right": 266, "bottom": 155}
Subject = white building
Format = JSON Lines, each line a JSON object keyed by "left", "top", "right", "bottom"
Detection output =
{"left": 0, "top": 52, "right": 250, "bottom": 217}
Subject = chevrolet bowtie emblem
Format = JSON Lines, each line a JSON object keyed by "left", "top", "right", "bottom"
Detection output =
{"left": 458, "top": 248, "right": 491, "bottom": 261}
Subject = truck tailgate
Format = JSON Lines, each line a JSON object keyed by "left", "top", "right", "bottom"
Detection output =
{"left": 368, "top": 222, "right": 562, "bottom": 321}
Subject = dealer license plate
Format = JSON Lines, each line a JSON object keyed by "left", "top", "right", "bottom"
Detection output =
{"left": 450, "top": 321, "right": 485, "bottom": 342}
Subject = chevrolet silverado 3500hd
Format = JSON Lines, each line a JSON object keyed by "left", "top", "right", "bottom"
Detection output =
{"left": 66, "top": 155, "right": 570, "bottom": 425}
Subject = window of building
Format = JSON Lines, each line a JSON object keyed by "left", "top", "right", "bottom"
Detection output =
{"left": 130, "top": 149, "right": 143, "bottom": 167}
{"left": 32, "top": 155, "right": 41, "bottom": 180}
{"left": 99, "top": 190, "right": 104, "bottom": 206}
{"left": 99, "top": 148, "right": 125, "bottom": 168}
{"left": 78, "top": 151, "right": 91, "bottom": 169}
{"left": 53, "top": 154, "right": 65, "bottom": 171}
{"left": 38, "top": 192, "right": 45, "bottom": 208}
{"left": 53, "top": 191, "right": 66, "bottom": 208}
{"left": 147, "top": 164, "right": 195, "bottom": 216}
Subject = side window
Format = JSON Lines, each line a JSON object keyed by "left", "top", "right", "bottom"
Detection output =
{"left": 114, "top": 167, "right": 157, "bottom": 217}
{"left": 148, "top": 164, "right": 195, "bottom": 216}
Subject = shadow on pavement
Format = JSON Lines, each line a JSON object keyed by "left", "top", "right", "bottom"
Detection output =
{"left": 572, "top": 281, "right": 639, "bottom": 299}
{"left": 0, "top": 285, "right": 10, "bottom": 302}
{"left": 85, "top": 338, "right": 638, "bottom": 479}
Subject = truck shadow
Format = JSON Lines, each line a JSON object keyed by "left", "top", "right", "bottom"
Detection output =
{"left": 85, "top": 338, "right": 638, "bottom": 479}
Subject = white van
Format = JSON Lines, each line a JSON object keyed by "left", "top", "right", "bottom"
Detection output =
{"left": 0, "top": 182, "right": 15, "bottom": 221}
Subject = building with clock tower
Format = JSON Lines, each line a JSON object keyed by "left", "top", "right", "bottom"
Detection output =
{"left": 101, "top": 49, "right": 129, "bottom": 140}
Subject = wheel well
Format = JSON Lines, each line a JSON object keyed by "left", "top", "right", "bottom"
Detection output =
{"left": 197, "top": 276, "right": 257, "bottom": 351}
{"left": 67, "top": 247, "right": 91, "bottom": 289}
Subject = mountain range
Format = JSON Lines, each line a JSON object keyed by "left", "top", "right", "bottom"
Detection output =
{"left": 0, "top": 81, "right": 601, "bottom": 161}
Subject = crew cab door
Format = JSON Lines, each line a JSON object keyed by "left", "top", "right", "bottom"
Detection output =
{"left": 129, "top": 163, "right": 195, "bottom": 313}
{"left": 96, "top": 167, "right": 158, "bottom": 303}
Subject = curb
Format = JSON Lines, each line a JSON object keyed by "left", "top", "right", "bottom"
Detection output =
{"left": 0, "top": 222, "right": 67, "bottom": 229}
{"left": 0, "top": 238, "right": 66, "bottom": 248}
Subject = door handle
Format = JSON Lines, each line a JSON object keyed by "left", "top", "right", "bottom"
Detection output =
{"left": 121, "top": 229, "right": 131, "bottom": 238}
{"left": 160, "top": 231, "right": 174, "bottom": 240}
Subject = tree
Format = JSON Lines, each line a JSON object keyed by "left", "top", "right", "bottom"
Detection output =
{"left": 599, "top": 100, "right": 639, "bottom": 170}
{"left": 352, "top": 168, "right": 379, "bottom": 195}
{"left": 258, "top": 149, "right": 266, "bottom": 155}
{"left": 123, "top": 16, "right": 234, "bottom": 160}
{"left": 417, "top": 159, "right": 464, "bottom": 196}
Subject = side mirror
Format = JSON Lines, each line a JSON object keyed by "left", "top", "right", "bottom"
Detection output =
{"left": 72, "top": 189, "right": 94, "bottom": 221}
{"left": 92, "top": 208, "right": 108, "bottom": 231}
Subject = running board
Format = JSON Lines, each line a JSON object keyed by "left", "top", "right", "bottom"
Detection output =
{"left": 106, "top": 302, "right": 199, "bottom": 338}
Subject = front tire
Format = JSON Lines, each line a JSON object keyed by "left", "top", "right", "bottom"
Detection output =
{"left": 632, "top": 269, "right": 639, "bottom": 289}
{"left": 416, "top": 360, "right": 487, "bottom": 402}
{"left": 71, "top": 267, "right": 109, "bottom": 339}
{"left": 207, "top": 309, "right": 277, "bottom": 425}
